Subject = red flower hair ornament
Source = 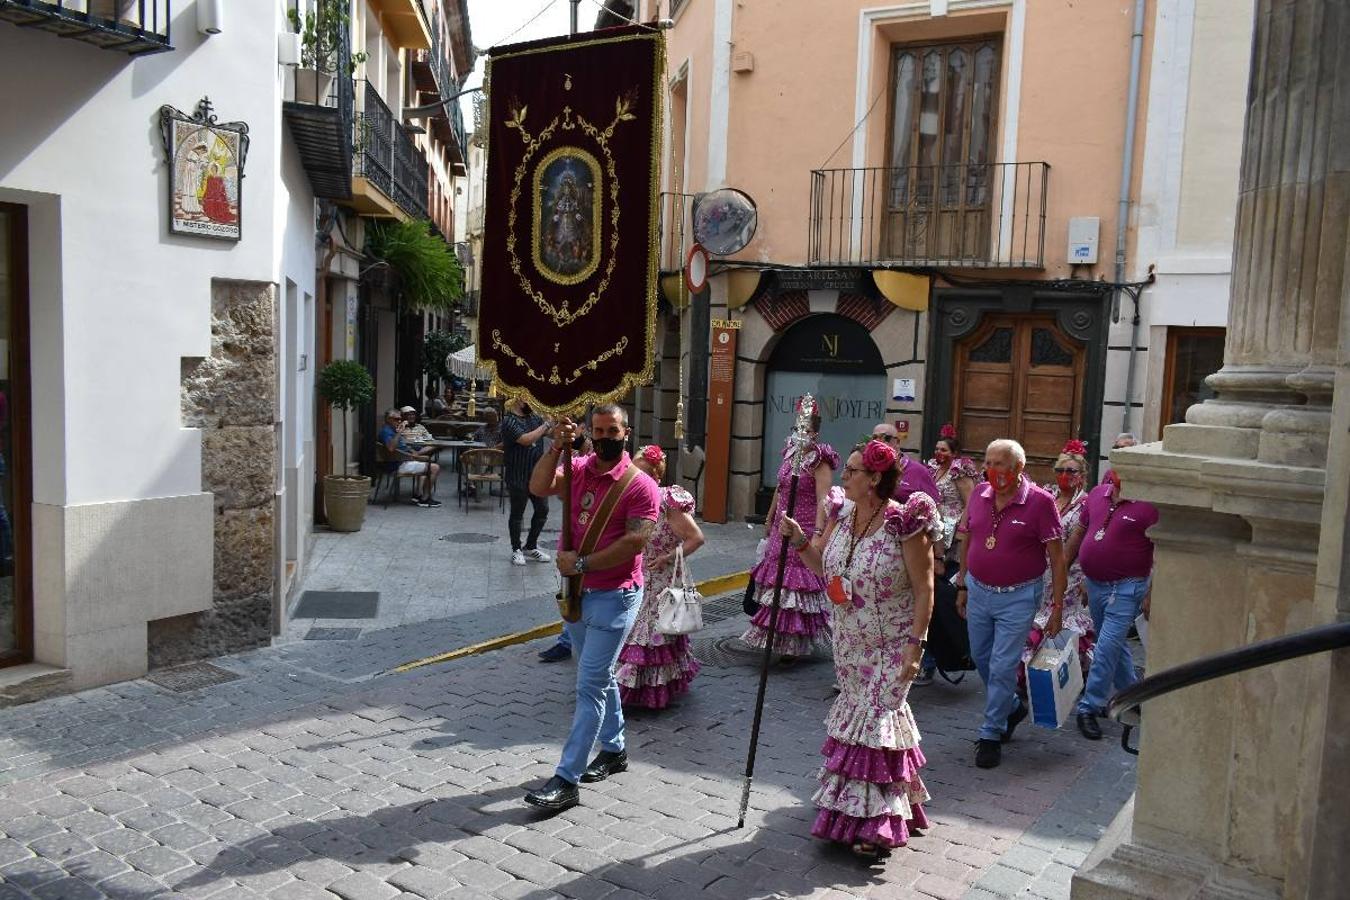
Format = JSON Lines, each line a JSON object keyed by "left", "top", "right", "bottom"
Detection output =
{"left": 1062, "top": 439, "right": 1088, "bottom": 456}
{"left": 861, "top": 440, "right": 897, "bottom": 474}
{"left": 640, "top": 445, "right": 666, "bottom": 466}
{"left": 939, "top": 423, "right": 958, "bottom": 440}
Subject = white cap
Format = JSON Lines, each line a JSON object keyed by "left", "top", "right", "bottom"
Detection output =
{"left": 399, "top": 406, "right": 416, "bottom": 414}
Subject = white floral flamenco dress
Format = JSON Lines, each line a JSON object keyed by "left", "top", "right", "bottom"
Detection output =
{"left": 811, "top": 492, "right": 942, "bottom": 849}
{"left": 616, "top": 486, "right": 702, "bottom": 709}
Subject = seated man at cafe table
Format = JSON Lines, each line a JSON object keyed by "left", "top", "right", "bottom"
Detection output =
{"left": 473, "top": 408, "right": 504, "bottom": 449}
{"left": 378, "top": 408, "right": 442, "bottom": 508}
{"left": 399, "top": 406, "right": 434, "bottom": 442}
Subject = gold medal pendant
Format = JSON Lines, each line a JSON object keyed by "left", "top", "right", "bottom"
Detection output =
{"left": 985, "top": 535, "right": 997, "bottom": 550}
{"left": 1094, "top": 529, "right": 1106, "bottom": 541}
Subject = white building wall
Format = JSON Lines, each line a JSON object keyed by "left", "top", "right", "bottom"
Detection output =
{"left": 0, "top": 0, "right": 318, "bottom": 681}
{"left": 1107, "top": 0, "right": 1253, "bottom": 450}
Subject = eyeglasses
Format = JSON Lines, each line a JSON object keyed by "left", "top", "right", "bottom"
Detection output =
{"left": 1052, "top": 467, "right": 1081, "bottom": 475}
{"left": 841, "top": 465, "right": 864, "bottom": 478}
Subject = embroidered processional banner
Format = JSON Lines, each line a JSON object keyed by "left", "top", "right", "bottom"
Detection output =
{"left": 479, "top": 26, "right": 665, "bottom": 413}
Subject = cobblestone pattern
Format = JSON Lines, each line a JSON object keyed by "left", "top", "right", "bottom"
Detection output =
{"left": 0, "top": 609, "right": 1135, "bottom": 899}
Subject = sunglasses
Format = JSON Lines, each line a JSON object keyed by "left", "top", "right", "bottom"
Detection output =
{"left": 1052, "top": 467, "right": 1081, "bottom": 475}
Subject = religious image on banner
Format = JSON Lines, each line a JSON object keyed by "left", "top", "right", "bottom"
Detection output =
{"left": 478, "top": 26, "right": 664, "bottom": 412}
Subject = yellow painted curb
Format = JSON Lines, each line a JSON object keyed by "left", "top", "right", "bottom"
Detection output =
{"left": 390, "top": 569, "right": 751, "bottom": 674}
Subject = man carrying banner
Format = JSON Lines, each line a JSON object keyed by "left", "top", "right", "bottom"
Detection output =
{"left": 523, "top": 404, "right": 660, "bottom": 811}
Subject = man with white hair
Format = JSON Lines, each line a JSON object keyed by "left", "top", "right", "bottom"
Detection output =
{"left": 955, "top": 438, "right": 1066, "bottom": 768}
{"left": 1112, "top": 432, "right": 1138, "bottom": 449}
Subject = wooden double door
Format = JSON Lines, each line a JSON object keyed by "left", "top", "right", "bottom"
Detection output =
{"left": 952, "top": 315, "right": 1085, "bottom": 485}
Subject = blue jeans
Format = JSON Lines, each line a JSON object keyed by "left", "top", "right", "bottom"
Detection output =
{"left": 1077, "top": 576, "right": 1147, "bottom": 715}
{"left": 966, "top": 575, "right": 1041, "bottom": 741}
{"left": 555, "top": 628, "right": 572, "bottom": 650}
{"left": 556, "top": 587, "right": 642, "bottom": 783}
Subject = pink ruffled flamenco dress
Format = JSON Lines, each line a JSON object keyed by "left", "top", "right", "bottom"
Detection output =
{"left": 616, "top": 486, "right": 702, "bottom": 709}
{"left": 812, "top": 492, "right": 942, "bottom": 849}
{"left": 741, "top": 442, "right": 840, "bottom": 656}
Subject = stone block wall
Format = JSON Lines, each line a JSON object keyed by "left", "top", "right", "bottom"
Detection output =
{"left": 152, "top": 279, "right": 277, "bottom": 668}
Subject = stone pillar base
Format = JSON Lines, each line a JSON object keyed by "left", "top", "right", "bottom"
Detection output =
{"left": 1074, "top": 797, "right": 1282, "bottom": 900}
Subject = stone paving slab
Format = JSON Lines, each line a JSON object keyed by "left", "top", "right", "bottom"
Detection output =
{"left": 0, "top": 602, "right": 1135, "bottom": 899}
{"left": 293, "top": 498, "right": 762, "bottom": 641}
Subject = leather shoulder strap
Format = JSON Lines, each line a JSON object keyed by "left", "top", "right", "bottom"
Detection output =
{"left": 578, "top": 464, "right": 640, "bottom": 556}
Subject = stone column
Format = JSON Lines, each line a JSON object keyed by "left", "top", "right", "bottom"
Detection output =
{"left": 1178, "top": 0, "right": 1347, "bottom": 468}
{"left": 1074, "top": 2, "right": 1349, "bottom": 898}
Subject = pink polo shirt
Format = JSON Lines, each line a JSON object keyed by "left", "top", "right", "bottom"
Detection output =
{"left": 557, "top": 452, "right": 661, "bottom": 591}
{"left": 893, "top": 454, "right": 941, "bottom": 505}
{"left": 960, "top": 476, "right": 1063, "bottom": 586}
{"left": 1077, "top": 483, "right": 1158, "bottom": 582}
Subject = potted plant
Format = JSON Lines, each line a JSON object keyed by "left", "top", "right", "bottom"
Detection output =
{"left": 365, "top": 219, "right": 465, "bottom": 314}
{"left": 317, "top": 359, "right": 375, "bottom": 532}
{"left": 288, "top": 0, "right": 368, "bottom": 104}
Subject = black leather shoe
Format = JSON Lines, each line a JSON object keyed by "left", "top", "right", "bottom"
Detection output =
{"left": 1001, "top": 699, "right": 1029, "bottom": 743}
{"left": 1077, "top": 712, "right": 1103, "bottom": 741}
{"left": 523, "top": 775, "right": 579, "bottom": 811}
{"left": 538, "top": 643, "right": 572, "bottom": 663}
{"left": 975, "top": 739, "right": 1002, "bottom": 769}
{"left": 579, "top": 750, "right": 628, "bottom": 783}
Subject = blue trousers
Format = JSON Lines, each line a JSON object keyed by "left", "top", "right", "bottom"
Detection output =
{"left": 966, "top": 576, "right": 1040, "bottom": 741}
{"left": 556, "top": 587, "right": 641, "bottom": 784}
{"left": 1077, "top": 576, "right": 1147, "bottom": 715}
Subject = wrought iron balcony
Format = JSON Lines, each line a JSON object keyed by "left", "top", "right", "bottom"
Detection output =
{"left": 354, "top": 79, "right": 428, "bottom": 220}
{"left": 458, "top": 290, "right": 479, "bottom": 317}
{"left": 412, "top": 20, "right": 467, "bottom": 170}
{"left": 0, "top": 0, "right": 171, "bottom": 54}
{"left": 282, "top": 1, "right": 355, "bottom": 200}
{"left": 808, "top": 162, "right": 1049, "bottom": 269}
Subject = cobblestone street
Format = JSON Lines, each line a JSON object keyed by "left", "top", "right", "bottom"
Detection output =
{"left": 0, "top": 502, "right": 1137, "bottom": 900}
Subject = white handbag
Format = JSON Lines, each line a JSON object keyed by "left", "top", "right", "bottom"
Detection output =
{"left": 654, "top": 545, "right": 704, "bottom": 635}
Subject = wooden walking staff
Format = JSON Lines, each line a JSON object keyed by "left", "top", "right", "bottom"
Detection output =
{"left": 737, "top": 394, "right": 817, "bottom": 828}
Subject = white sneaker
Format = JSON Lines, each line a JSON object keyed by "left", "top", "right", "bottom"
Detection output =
{"left": 524, "top": 548, "right": 552, "bottom": 563}
{"left": 511, "top": 550, "right": 526, "bottom": 566}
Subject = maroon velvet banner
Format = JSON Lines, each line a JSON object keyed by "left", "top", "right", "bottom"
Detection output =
{"left": 478, "top": 26, "right": 665, "bottom": 413}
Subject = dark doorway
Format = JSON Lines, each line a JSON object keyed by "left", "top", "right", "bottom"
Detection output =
{"left": 0, "top": 204, "right": 33, "bottom": 668}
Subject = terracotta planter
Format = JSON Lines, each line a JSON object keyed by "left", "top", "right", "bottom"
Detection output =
{"left": 324, "top": 475, "right": 371, "bottom": 532}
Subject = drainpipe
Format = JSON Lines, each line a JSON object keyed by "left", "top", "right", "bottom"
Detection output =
{"left": 1117, "top": 0, "right": 1146, "bottom": 435}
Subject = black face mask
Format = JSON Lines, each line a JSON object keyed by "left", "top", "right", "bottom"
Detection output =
{"left": 593, "top": 437, "right": 625, "bottom": 461}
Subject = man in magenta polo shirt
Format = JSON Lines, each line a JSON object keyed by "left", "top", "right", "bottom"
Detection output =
{"left": 1066, "top": 467, "right": 1157, "bottom": 740}
{"left": 522, "top": 404, "right": 660, "bottom": 811}
{"left": 872, "top": 423, "right": 940, "bottom": 504}
{"left": 955, "top": 439, "right": 1066, "bottom": 769}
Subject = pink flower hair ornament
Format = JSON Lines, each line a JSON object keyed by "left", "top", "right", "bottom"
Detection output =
{"left": 639, "top": 445, "right": 666, "bottom": 466}
{"left": 1062, "top": 439, "right": 1088, "bottom": 456}
{"left": 939, "top": 422, "right": 958, "bottom": 440}
{"left": 861, "top": 440, "right": 897, "bottom": 474}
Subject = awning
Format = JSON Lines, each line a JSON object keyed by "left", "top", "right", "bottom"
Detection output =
{"left": 447, "top": 345, "right": 492, "bottom": 381}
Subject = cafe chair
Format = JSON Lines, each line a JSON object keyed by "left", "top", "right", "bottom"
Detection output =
{"left": 371, "top": 444, "right": 421, "bottom": 507}
{"left": 459, "top": 448, "right": 505, "bottom": 511}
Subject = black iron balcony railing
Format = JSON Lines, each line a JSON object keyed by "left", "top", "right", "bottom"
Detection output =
{"left": 808, "top": 161, "right": 1049, "bottom": 269}
{"left": 282, "top": 1, "right": 355, "bottom": 200}
{"left": 356, "top": 80, "right": 428, "bottom": 220}
{"left": 459, "top": 290, "right": 479, "bottom": 317}
{"left": 0, "top": 0, "right": 171, "bottom": 54}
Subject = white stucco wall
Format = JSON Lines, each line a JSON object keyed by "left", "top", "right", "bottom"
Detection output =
{"left": 0, "top": 2, "right": 314, "bottom": 506}
{"left": 1114, "top": 0, "right": 1252, "bottom": 445}
{"left": 0, "top": 0, "right": 318, "bottom": 675}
